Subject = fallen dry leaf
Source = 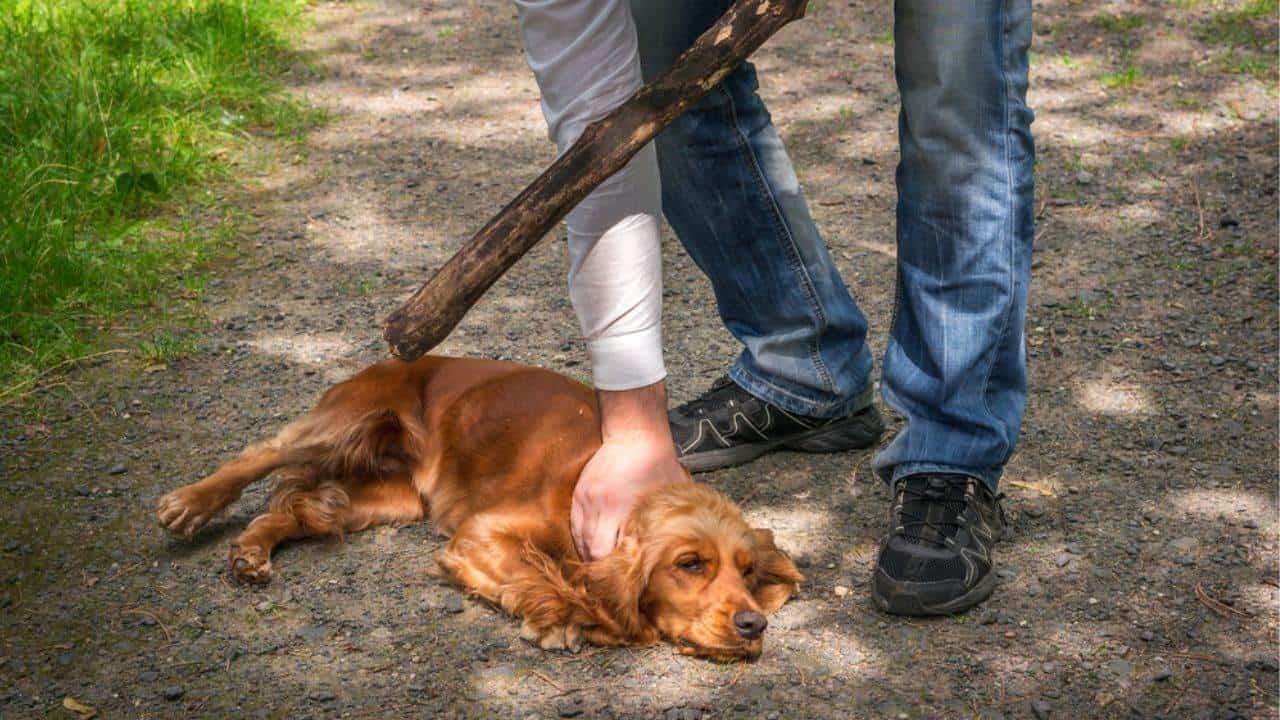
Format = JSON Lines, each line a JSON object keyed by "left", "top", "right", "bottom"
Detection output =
{"left": 63, "top": 696, "right": 96, "bottom": 718}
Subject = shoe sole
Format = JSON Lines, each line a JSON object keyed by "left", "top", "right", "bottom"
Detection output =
{"left": 870, "top": 566, "right": 998, "bottom": 616}
{"left": 677, "top": 404, "right": 884, "bottom": 474}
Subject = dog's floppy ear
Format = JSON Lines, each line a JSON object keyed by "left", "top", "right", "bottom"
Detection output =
{"left": 751, "top": 528, "right": 804, "bottom": 612}
{"left": 582, "top": 534, "right": 657, "bottom": 644}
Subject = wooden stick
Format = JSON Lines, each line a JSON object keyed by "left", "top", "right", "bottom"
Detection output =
{"left": 384, "top": 0, "right": 810, "bottom": 359}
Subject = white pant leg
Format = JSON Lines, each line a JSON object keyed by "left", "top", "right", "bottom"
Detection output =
{"left": 514, "top": 0, "right": 665, "bottom": 391}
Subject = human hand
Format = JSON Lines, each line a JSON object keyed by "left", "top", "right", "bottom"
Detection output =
{"left": 572, "top": 437, "right": 686, "bottom": 561}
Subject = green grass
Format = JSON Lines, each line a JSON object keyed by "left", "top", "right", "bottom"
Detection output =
{"left": 1090, "top": 12, "right": 1145, "bottom": 33}
{"left": 1199, "top": 0, "right": 1279, "bottom": 50}
{"left": 1101, "top": 66, "right": 1142, "bottom": 89}
{"left": 0, "top": 0, "right": 319, "bottom": 400}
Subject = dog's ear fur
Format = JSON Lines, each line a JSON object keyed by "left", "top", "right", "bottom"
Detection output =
{"left": 581, "top": 535, "right": 658, "bottom": 644}
{"left": 751, "top": 528, "right": 804, "bottom": 613}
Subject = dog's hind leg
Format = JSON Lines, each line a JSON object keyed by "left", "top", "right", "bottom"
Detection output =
{"left": 228, "top": 477, "right": 424, "bottom": 584}
{"left": 159, "top": 440, "right": 296, "bottom": 537}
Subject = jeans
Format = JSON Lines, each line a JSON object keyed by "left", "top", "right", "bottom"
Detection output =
{"left": 630, "top": 0, "right": 1035, "bottom": 490}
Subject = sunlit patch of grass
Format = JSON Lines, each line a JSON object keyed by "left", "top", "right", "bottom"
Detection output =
{"left": 1101, "top": 66, "right": 1142, "bottom": 89}
{"left": 0, "top": 0, "right": 321, "bottom": 399}
{"left": 137, "top": 331, "right": 201, "bottom": 364}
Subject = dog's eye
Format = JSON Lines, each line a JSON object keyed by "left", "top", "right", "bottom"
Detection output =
{"left": 676, "top": 556, "right": 704, "bottom": 573}
{"left": 742, "top": 565, "right": 755, "bottom": 577}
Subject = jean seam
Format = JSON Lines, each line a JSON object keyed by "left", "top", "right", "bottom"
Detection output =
{"left": 975, "top": 0, "right": 1019, "bottom": 463}
{"left": 734, "top": 361, "right": 871, "bottom": 412}
{"left": 718, "top": 83, "right": 836, "bottom": 395}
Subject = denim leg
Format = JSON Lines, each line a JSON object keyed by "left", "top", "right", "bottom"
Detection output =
{"left": 871, "top": 0, "right": 1035, "bottom": 491}
{"left": 629, "top": 0, "right": 874, "bottom": 418}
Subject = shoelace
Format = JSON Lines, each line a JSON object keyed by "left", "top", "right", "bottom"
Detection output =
{"left": 894, "top": 475, "right": 970, "bottom": 548}
{"left": 682, "top": 375, "right": 739, "bottom": 416}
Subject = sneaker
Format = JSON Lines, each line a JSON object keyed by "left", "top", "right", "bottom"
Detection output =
{"left": 668, "top": 376, "right": 883, "bottom": 473}
{"left": 872, "top": 473, "right": 1007, "bottom": 616}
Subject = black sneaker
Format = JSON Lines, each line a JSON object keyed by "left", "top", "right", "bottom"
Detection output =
{"left": 872, "top": 473, "right": 1007, "bottom": 616}
{"left": 668, "top": 376, "right": 883, "bottom": 473}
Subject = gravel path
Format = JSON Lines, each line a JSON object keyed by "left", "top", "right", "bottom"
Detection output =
{"left": 2, "top": 1, "right": 1277, "bottom": 718}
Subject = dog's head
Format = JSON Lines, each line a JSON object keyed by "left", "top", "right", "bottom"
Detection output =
{"left": 585, "top": 482, "right": 803, "bottom": 660}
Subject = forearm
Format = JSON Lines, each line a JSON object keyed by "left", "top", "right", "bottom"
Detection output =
{"left": 516, "top": 0, "right": 666, "bottom": 393}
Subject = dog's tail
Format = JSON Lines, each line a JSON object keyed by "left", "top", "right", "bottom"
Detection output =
{"left": 278, "top": 406, "right": 427, "bottom": 482}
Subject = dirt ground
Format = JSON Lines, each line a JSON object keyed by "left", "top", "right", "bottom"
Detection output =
{"left": 2, "top": 0, "right": 1277, "bottom": 718}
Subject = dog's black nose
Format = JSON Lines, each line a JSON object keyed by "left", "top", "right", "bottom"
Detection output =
{"left": 733, "top": 610, "right": 768, "bottom": 639}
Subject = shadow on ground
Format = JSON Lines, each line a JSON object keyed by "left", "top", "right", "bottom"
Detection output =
{"left": 1, "top": 0, "right": 1276, "bottom": 718}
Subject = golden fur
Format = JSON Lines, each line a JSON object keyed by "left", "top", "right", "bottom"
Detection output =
{"left": 157, "top": 356, "right": 802, "bottom": 658}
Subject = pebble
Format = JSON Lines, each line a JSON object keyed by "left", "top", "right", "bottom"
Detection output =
{"left": 108, "top": 463, "right": 128, "bottom": 475}
{"left": 1108, "top": 659, "right": 1133, "bottom": 678}
{"left": 1140, "top": 630, "right": 1154, "bottom": 642}
{"left": 662, "top": 707, "right": 700, "bottom": 720}
{"left": 978, "top": 610, "right": 998, "bottom": 625}
{"left": 309, "top": 690, "right": 336, "bottom": 703}
{"left": 254, "top": 600, "right": 273, "bottom": 613}
{"left": 2, "top": 541, "right": 18, "bottom": 553}
{"left": 443, "top": 594, "right": 465, "bottom": 614}
{"left": 1152, "top": 670, "right": 1173, "bottom": 682}
{"left": 833, "top": 585, "right": 850, "bottom": 598}
{"left": 558, "top": 698, "right": 585, "bottom": 718}
{"left": 1031, "top": 699, "right": 1052, "bottom": 719}
{"left": 162, "top": 687, "right": 185, "bottom": 701}
{"left": 139, "top": 671, "right": 159, "bottom": 683}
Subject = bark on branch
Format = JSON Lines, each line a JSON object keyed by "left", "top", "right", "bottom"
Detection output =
{"left": 384, "top": 0, "right": 810, "bottom": 359}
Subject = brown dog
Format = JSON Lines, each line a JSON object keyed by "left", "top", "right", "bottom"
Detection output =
{"left": 158, "top": 356, "right": 802, "bottom": 659}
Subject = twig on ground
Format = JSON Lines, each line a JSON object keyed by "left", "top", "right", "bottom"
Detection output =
{"left": 1194, "top": 582, "right": 1252, "bottom": 619}
{"left": 0, "top": 349, "right": 128, "bottom": 405}
{"left": 122, "top": 608, "right": 173, "bottom": 643}
{"left": 528, "top": 668, "right": 565, "bottom": 693}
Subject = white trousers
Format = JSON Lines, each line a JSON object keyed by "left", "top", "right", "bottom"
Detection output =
{"left": 513, "top": 0, "right": 665, "bottom": 391}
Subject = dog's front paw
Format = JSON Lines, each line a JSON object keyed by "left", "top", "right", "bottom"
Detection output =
{"left": 520, "top": 619, "right": 582, "bottom": 653}
{"left": 157, "top": 486, "right": 217, "bottom": 537}
{"left": 228, "top": 544, "right": 273, "bottom": 584}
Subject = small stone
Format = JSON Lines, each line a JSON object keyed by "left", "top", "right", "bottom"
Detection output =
{"left": 443, "top": 594, "right": 465, "bottom": 614}
{"left": 139, "top": 671, "right": 159, "bottom": 683}
{"left": 1140, "top": 630, "right": 1154, "bottom": 642}
{"left": 1108, "top": 659, "right": 1133, "bottom": 678}
{"left": 833, "top": 585, "right": 850, "bottom": 598}
{"left": 558, "top": 698, "right": 585, "bottom": 718}
{"left": 1152, "top": 670, "right": 1173, "bottom": 682}
{"left": 979, "top": 610, "right": 998, "bottom": 625}
{"left": 2, "top": 541, "right": 18, "bottom": 553}
{"left": 309, "top": 690, "right": 336, "bottom": 703}
{"left": 162, "top": 687, "right": 185, "bottom": 701}
{"left": 1054, "top": 553, "right": 1072, "bottom": 568}
{"left": 1027, "top": 582, "right": 1041, "bottom": 597}
{"left": 254, "top": 600, "right": 273, "bottom": 613}
{"left": 1243, "top": 519, "right": 1258, "bottom": 529}
{"left": 108, "top": 464, "right": 128, "bottom": 475}
{"left": 1075, "top": 170, "right": 1095, "bottom": 185}
{"left": 74, "top": 486, "right": 91, "bottom": 497}
{"left": 1031, "top": 699, "right": 1052, "bottom": 719}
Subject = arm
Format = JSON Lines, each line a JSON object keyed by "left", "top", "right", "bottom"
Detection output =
{"left": 515, "top": 0, "right": 682, "bottom": 560}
